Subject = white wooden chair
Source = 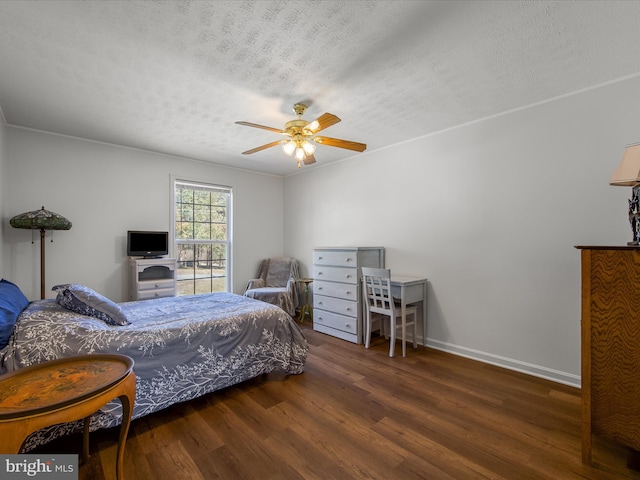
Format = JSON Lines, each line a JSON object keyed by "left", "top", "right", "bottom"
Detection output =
{"left": 361, "top": 267, "right": 417, "bottom": 357}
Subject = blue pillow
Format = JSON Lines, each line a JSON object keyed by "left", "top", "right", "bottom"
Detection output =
{"left": 52, "top": 284, "right": 130, "bottom": 326}
{"left": 0, "top": 279, "right": 29, "bottom": 349}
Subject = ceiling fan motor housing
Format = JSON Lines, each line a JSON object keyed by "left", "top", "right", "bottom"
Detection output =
{"left": 285, "top": 119, "right": 311, "bottom": 136}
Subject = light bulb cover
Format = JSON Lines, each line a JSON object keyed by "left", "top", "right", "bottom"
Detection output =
{"left": 282, "top": 140, "right": 296, "bottom": 156}
{"left": 302, "top": 141, "right": 316, "bottom": 155}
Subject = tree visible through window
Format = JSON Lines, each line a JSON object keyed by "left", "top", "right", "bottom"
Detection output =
{"left": 174, "top": 180, "right": 232, "bottom": 295}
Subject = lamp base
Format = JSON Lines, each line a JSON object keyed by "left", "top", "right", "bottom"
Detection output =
{"left": 629, "top": 185, "right": 640, "bottom": 245}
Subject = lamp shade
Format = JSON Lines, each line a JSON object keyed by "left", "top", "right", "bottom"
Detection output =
{"left": 9, "top": 206, "right": 71, "bottom": 299}
{"left": 10, "top": 206, "right": 72, "bottom": 230}
{"left": 610, "top": 143, "right": 640, "bottom": 186}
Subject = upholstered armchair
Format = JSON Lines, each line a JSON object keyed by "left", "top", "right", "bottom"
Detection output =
{"left": 244, "top": 257, "right": 300, "bottom": 317}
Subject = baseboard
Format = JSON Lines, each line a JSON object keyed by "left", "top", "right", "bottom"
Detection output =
{"left": 424, "top": 338, "right": 581, "bottom": 388}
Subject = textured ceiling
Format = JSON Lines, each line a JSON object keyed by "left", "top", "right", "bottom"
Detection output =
{"left": 1, "top": 0, "right": 640, "bottom": 176}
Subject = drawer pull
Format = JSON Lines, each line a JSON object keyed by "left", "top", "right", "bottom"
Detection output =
{"left": 318, "top": 286, "right": 323, "bottom": 291}
{"left": 318, "top": 301, "right": 323, "bottom": 305}
{"left": 155, "top": 283, "right": 160, "bottom": 288}
{"left": 346, "top": 307, "right": 352, "bottom": 312}
{"left": 345, "top": 257, "right": 352, "bottom": 262}
{"left": 318, "top": 272, "right": 323, "bottom": 275}
{"left": 345, "top": 274, "right": 351, "bottom": 279}
{"left": 345, "top": 290, "right": 352, "bottom": 295}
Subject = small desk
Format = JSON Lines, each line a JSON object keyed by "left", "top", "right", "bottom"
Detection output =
{"left": 390, "top": 274, "right": 428, "bottom": 347}
{"left": 0, "top": 354, "right": 136, "bottom": 480}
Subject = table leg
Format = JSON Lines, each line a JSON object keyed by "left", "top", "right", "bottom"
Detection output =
{"left": 422, "top": 282, "right": 427, "bottom": 347}
{"left": 0, "top": 424, "right": 27, "bottom": 453}
{"left": 401, "top": 285, "right": 407, "bottom": 357}
{"left": 298, "top": 283, "right": 313, "bottom": 322}
{"left": 115, "top": 372, "right": 136, "bottom": 480}
{"left": 82, "top": 416, "right": 91, "bottom": 461}
{"left": 389, "top": 315, "right": 396, "bottom": 357}
{"left": 298, "top": 305, "right": 305, "bottom": 322}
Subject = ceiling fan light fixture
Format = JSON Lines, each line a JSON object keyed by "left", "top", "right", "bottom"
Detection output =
{"left": 282, "top": 140, "right": 296, "bottom": 156}
{"left": 307, "top": 120, "right": 320, "bottom": 132}
{"left": 295, "top": 147, "right": 306, "bottom": 161}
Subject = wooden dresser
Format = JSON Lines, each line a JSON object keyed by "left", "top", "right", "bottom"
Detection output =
{"left": 312, "top": 247, "right": 385, "bottom": 344}
{"left": 577, "top": 246, "right": 640, "bottom": 464}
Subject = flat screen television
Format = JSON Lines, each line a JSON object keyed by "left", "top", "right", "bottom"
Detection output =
{"left": 127, "top": 230, "right": 169, "bottom": 258}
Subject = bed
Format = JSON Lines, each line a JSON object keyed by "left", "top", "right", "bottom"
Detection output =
{"left": 0, "top": 282, "right": 308, "bottom": 451}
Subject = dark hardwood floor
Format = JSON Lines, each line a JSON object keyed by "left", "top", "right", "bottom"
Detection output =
{"left": 34, "top": 322, "right": 640, "bottom": 479}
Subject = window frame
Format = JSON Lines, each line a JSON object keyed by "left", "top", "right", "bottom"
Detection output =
{"left": 171, "top": 176, "right": 233, "bottom": 295}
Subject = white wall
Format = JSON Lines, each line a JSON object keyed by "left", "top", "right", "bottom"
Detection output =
{"left": 284, "top": 74, "right": 640, "bottom": 386}
{"left": 0, "top": 121, "right": 7, "bottom": 275}
{"left": 4, "top": 128, "right": 284, "bottom": 301}
{"left": 4, "top": 75, "right": 638, "bottom": 386}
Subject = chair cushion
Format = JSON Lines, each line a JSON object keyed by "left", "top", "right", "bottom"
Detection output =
{"left": 0, "top": 279, "right": 29, "bottom": 349}
{"left": 245, "top": 286, "right": 295, "bottom": 317}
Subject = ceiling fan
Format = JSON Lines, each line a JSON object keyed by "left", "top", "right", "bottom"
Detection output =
{"left": 235, "top": 103, "right": 366, "bottom": 167}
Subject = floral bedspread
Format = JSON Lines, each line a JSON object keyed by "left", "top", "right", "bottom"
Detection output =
{"left": 0, "top": 292, "right": 308, "bottom": 450}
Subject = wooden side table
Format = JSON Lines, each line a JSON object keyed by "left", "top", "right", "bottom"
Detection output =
{"left": 0, "top": 354, "right": 136, "bottom": 480}
{"left": 297, "top": 278, "right": 313, "bottom": 322}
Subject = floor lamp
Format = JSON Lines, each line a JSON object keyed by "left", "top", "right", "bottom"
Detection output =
{"left": 10, "top": 206, "right": 72, "bottom": 299}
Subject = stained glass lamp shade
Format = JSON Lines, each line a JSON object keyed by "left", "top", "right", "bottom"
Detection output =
{"left": 10, "top": 206, "right": 72, "bottom": 299}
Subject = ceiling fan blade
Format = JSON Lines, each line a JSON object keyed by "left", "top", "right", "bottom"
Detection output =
{"left": 307, "top": 113, "right": 341, "bottom": 133}
{"left": 241, "top": 140, "right": 282, "bottom": 155}
{"left": 313, "top": 136, "right": 367, "bottom": 152}
{"left": 303, "top": 153, "right": 316, "bottom": 165}
{"left": 235, "top": 121, "right": 284, "bottom": 134}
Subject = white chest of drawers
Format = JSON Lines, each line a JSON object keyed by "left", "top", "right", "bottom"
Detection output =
{"left": 312, "top": 247, "right": 385, "bottom": 343}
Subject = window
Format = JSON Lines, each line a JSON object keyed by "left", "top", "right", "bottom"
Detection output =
{"left": 173, "top": 180, "right": 232, "bottom": 295}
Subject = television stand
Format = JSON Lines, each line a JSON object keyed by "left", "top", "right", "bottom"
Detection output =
{"left": 129, "top": 257, "right": 177, "bottom": 300}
